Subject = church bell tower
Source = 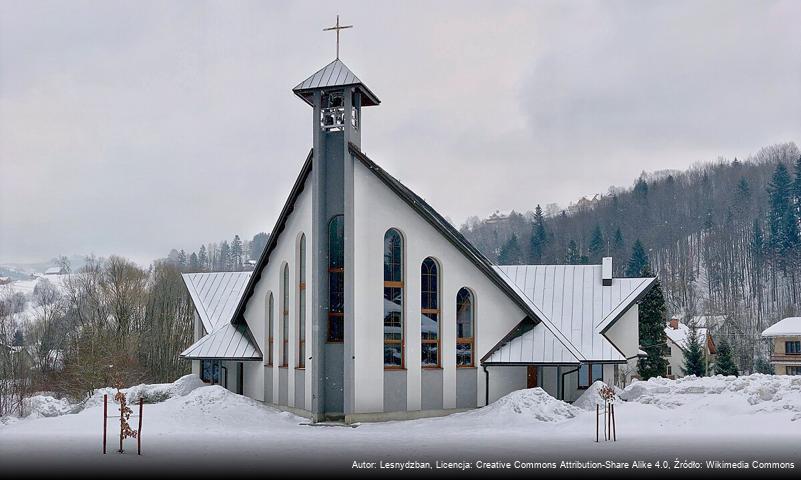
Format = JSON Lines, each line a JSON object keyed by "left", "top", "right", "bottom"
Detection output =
{"left": 292, "top": 18, "right": 379, "bottom": 421}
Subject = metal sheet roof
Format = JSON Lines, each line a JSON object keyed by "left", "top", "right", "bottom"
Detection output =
{"left": 181, "top": 272, "right": 261, "bottom": 361}
{"left": 484, "top": 265, "right": 655, "bottom": 364}
{"left": 183, "top": 272, "right": 252, "bottom": 333}
{"left": 180, "top": 322, "right": 261, "bottom": 361}
{"left": 484, "top": 321, "right": 581, "bottom": 365}
{"left": 293, "top": 59, "right": 380, "bottom": 106}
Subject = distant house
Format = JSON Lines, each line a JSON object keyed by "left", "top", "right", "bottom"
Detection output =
{"left": 0, "top": 276, "right": 11, "bottom": 285}
{"left": 44, "top": 266, "right": 66, "bottom": 275}
{"left": 664, "top": 319, "right": 717, "bottom": 378}
{"left": 762, "top": 317, "right": 801, "bottom": 376}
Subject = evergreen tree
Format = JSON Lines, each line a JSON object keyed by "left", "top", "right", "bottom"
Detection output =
{"left": 564, "top": 240, "right": 580, "bottom": 264}
{"left": 588, "top": 224, "right": 605, "bottom": 263}
{"left": 625, "top": 239, "right": 649, "bottom": 277}
{"left": 681, "top": 324, "right": 706, "bottom": 377}
{"left": 637, "top": 267, "right": 669, "bottom": 380}
{"left": 714, "top": 338, "right": 739, "bottom": 376}
{"left": 12, "top": 329, "right": 24, "bottom": 347}
{"left": 611, "top": 228, "right": 625, "bottom": 274}
{"left": 177, "top": 249, "right": 187, "bottom": 269}
{"left": 529, "top": 205, "right": 547, "bottom": 263}
{"left": 767, "top": 163, "right": 794, "bottom": 253}
{"left": 231, "top": 235, "right": 244, "bottom": 271}
{"left": 198, "top": 245, "right": 208, "bottom": 271}
{"left": 498, "top": 233, "right": 523, "bottom": 265}
{"left": 188, "top": 252, "right": 200, "bottom": 272}
{"left": 219, "top": 241, "right": 231, "bottom": 271}
{"left": 754, "top": 355, "right": 775, "bottom": 374}
{"left": 750, "top": 220, "right": 764, "bottom": 258}
{"left": 250, "top": 232, "right": 269, "bottom": 260}
{"left": 793, "top": 155, "right": 801, "bottom": 224}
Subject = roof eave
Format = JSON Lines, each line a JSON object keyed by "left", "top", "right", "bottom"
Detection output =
{"left": 348, "top": 143, "right": 545, "bottom": 329}
{"left": 230, "top": 150, "right": 314, "bottom": 325}
{"left": 598, "top": 276, "right": 659, "bottom": 335}
{"left": 293, "top": 83, "right": 381, "bottom": 107}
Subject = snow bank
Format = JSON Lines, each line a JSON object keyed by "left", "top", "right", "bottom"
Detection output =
{"left": 82, "top": 374, "right": 206, "bottom": 410}
{"left": 470, "top": 388, "right": 580, "bottom": 423}
{"left": 22, "top": 395, "right": 74, "bottom": 418}
{"left": 573, "top": 381, "right": 621, "bottom": 410}
{"left": 125, "top": 374, "right": 207, "bottom": 404}
{"left": 620, "top": 374, "right": 801, "bottom": 420}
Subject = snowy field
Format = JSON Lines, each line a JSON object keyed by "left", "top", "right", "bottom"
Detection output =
{"left": 0, "top": 374, "right": 799, "bottom": 475}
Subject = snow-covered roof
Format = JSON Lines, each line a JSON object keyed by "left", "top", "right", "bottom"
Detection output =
{"left": 762, "top": 317, "right": 801, "bottom": 337}
{"left": 665, "top": 322, "right": 708, "bottom": 351}
{"left": 483, "top": 265, "right": 655, "bottom": 364}
{"left": 44, "top": 267, "right": 63, "bottom": 275}
{"left": 180, "top": 272, "right": 261, "bottom": 361}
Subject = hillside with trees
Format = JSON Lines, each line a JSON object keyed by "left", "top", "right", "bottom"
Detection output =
{"left": 165, "top": 232, "right": 270, "bottom": 272}
{"left": 460, "top": 142, "right": 801, "bottom": 373}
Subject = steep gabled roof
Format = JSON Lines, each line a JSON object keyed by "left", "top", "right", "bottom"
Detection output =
{"left": 231, "top": 150, "right": 312, "bottom": 325}
{"left": 482, "top": 265, "right": 655, "bottom": 364}
{"left": 180, "top": 272, "right": 262, "bottom": 361}
{"left": 231, "top": 144, "right": 551, "bottom": 331}
{"left": 183, "top": 272, "right": 252, "bottom": 333}
{"left": 665, "top": 322, "right": 709, "bottom": 352}
{"left": 293, "top": 59, "right": 380, "bottom": 106}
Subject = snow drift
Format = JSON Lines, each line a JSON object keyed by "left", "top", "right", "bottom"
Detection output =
{"left": 572, "top": 380, "right": 622, "bottom": 411}
{"left": 621, "top": 374, "right": 801, "bottom": 420}
{"left": 469, "top": 388, "right": 580, "bottom": 423}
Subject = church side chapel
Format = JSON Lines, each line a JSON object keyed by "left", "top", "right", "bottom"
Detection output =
{"left": 179, "top": 19, "right": 656, "bottom": 423}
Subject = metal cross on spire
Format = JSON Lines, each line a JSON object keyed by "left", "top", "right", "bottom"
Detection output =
{"left": 323, "top": 15, "right": 353, "bottom": 59}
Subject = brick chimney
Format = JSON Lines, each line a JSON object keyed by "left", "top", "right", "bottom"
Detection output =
{"left": 669, "top": 318, "right": 679, "bottom": 330}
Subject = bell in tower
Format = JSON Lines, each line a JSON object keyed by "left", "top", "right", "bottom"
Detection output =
{"left": 290, "top": 17, "right": 380, "bottom": 421}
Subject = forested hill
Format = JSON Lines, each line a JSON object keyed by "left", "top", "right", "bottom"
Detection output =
{"left": 460, "top": 142, "right": 801, "bottom": 371}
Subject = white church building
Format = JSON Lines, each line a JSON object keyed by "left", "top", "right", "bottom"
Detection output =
{"left": 179, "top": 55, "right": 655, "bottom": 423}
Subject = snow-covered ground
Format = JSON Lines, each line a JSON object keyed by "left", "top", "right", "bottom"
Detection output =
{"left": 0, "top": 374, "right": 799, "bottom": 474}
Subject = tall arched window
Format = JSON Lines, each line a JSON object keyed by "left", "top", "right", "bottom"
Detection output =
{"left": 281, "top": 263, "right": 289, "bottom": 367}
{"left": 328, "top": 215, "right": 344, "bottom": 342}
{"left": 456, "top": 288, "right": 474, "bottom": 367}
{"left": 421, "top": 257, "right": 440, "bottom": 367}
{"left": 384, "top": 229, "right": 404, "bottom": 368}
{"left": 266, "top": 292, "right": 274, "bottom": 365}
{"left": 297, "top": 234, "right": 306, "bottom": 368}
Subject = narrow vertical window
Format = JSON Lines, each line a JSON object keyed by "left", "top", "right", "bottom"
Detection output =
{"left": 456, "top": 288, "right": 474, "bottom": 367}
{"left": 281, "top": 263, "right": 289, "bottom": 367}
{"left": 328, "top": 216, "right": 344, "bottom": 342}
{"left": 266, "top": 292, "right": 274, "bottom": 365}
{"left": 384, "top": 229, "right": 404, "bottom": 368}
{"left": 421, "top": 257, "right": 440, "bottom": 367}
{"left": 298, "top": 234, "right": 306, "bottom": 368}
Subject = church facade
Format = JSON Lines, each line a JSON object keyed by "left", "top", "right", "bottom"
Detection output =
{"left": 180, "top": 57, "right": 655, "bottom": 423}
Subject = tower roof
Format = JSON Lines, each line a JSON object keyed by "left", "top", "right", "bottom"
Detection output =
{"left": 293, "top": 58, "right": 380, "bottom": 106}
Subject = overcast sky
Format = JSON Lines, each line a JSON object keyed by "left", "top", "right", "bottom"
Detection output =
{"left": 1, "top": 0, "right": 799, "bottom": 264}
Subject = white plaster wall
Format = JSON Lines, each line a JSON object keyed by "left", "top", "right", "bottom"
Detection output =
{"left": 241, "top": 175, "right": 314, "bottom": 410}
{"left": 604, "top": 305, "right": 639, "bottom": 359}
{"left": 666, "top": 337, "right": 684, "bottom": 378}
{"left": 352, "top": 159, "right": 530, "bottom": 414}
